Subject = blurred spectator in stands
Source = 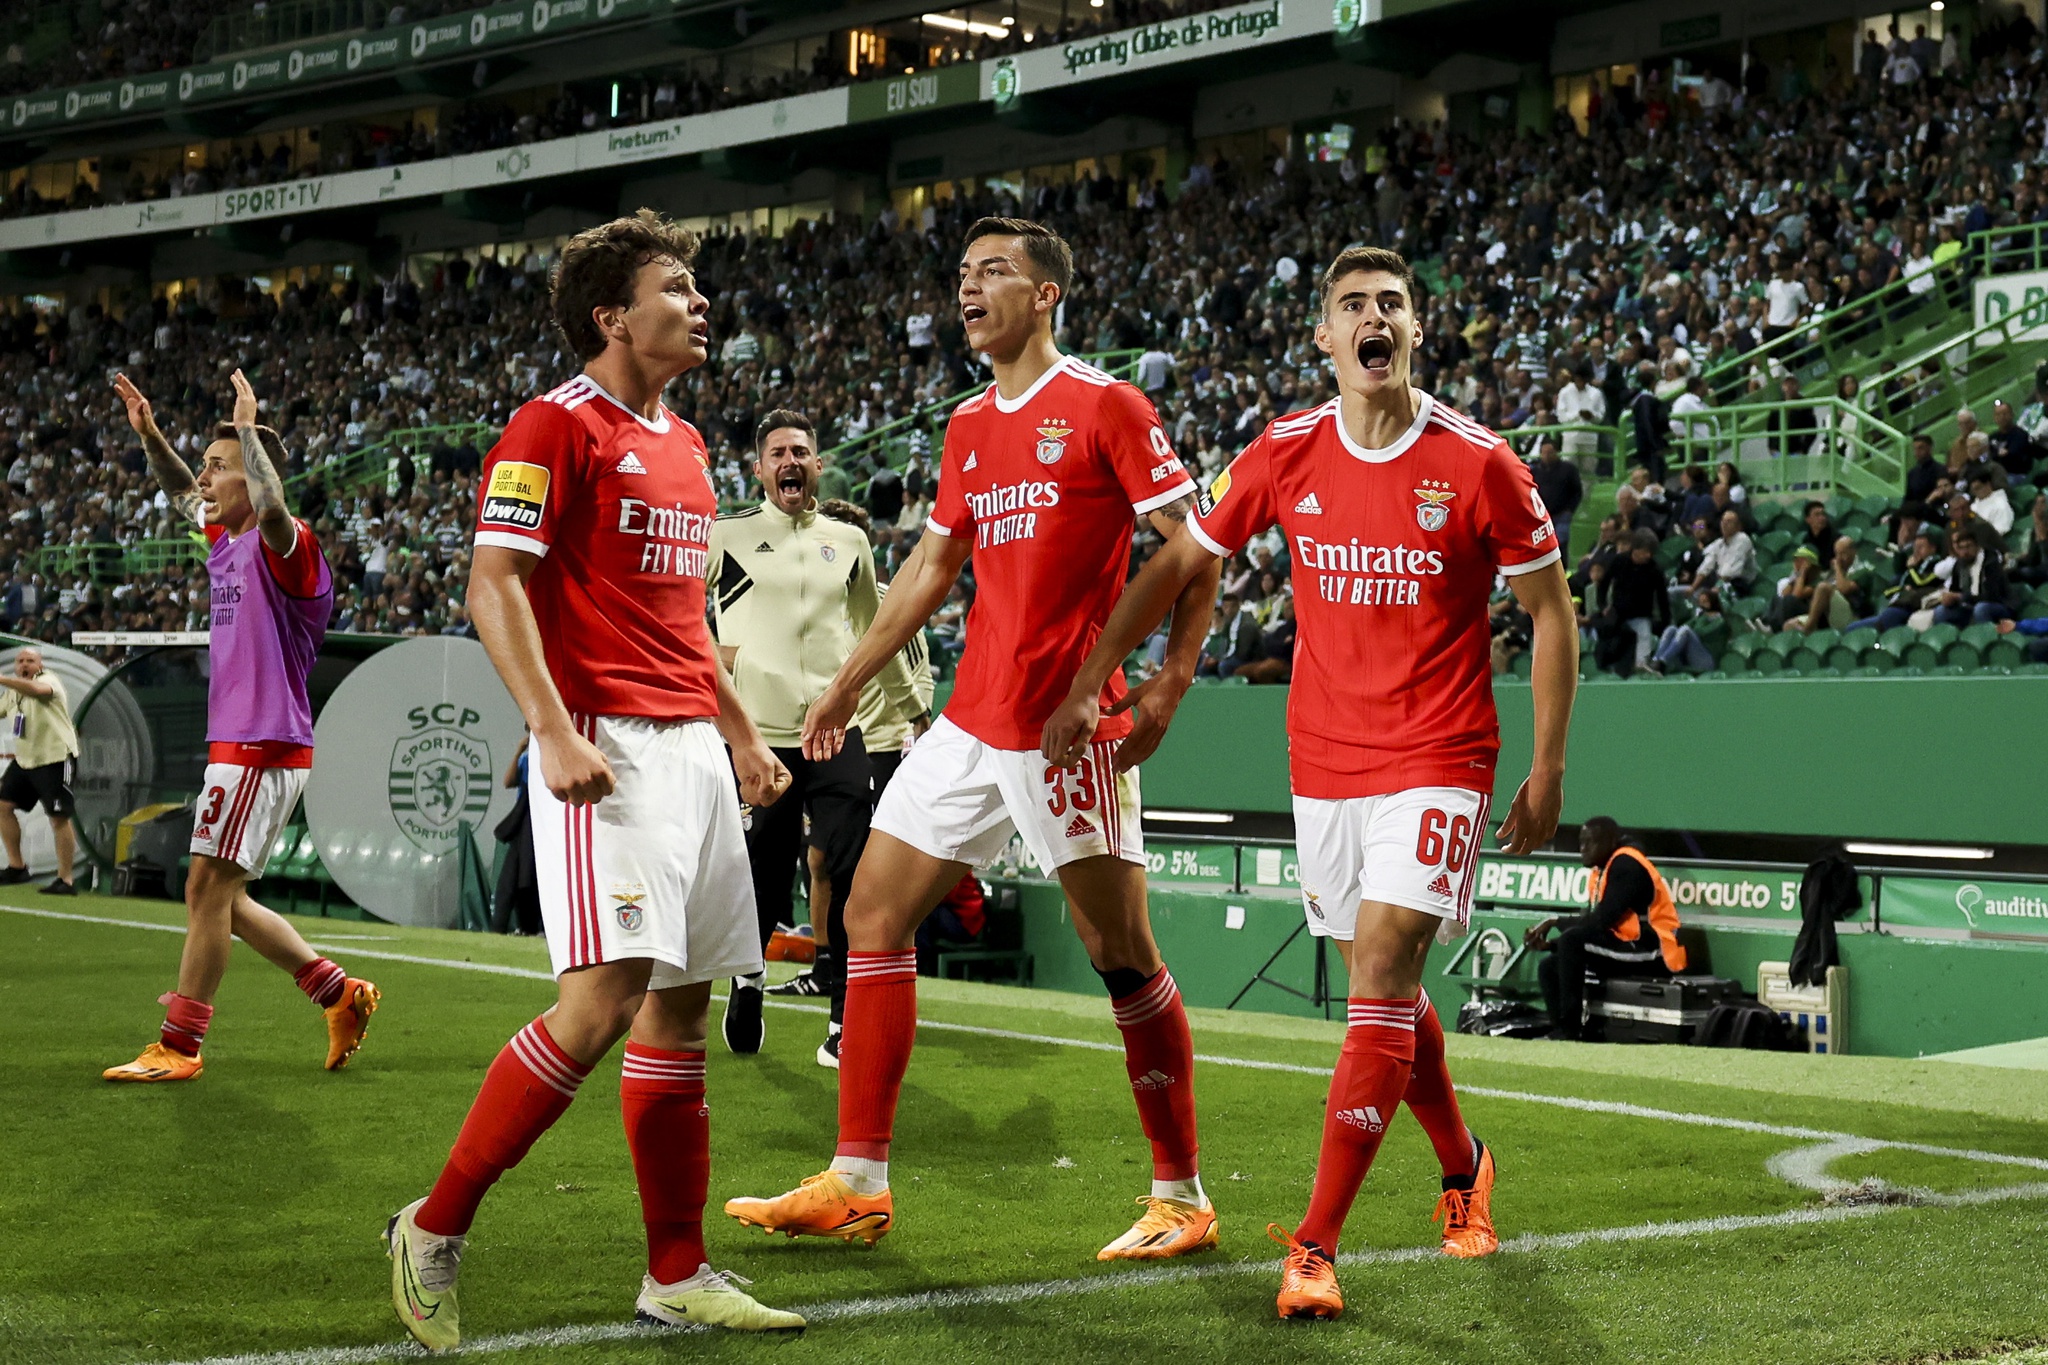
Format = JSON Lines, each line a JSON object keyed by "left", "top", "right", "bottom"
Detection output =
{"left": 1944, "top": 487, "right": 1999, "bottom": 557}
{"left": 1626, "top": 364, "right": 1669, "bottom": 482}
{"left": 1488, "top": 592, "right": 1533, "bottom": 676}
{"left": 1905, "top": 433, "right": 1943, "bottom": 504}
{"left": 1236, "top": 596, "right": 1295, "bottom": 684}
{"left": 1652, "top": 586, "right": 1724, "bottom": 675}
{"left": 1796, "top": 536, "right": 1881, "bottom": 633}
{"left": 1763, "top": 258, "right": 1806, "bottom": 345}
{"left": 1668, "top": 375, "right": 1714, "bottom": 450}
{"left": 1529, "top": 436, "right": 1582, "bottom": 552}
{"left": 2010, "top": 497, "right": 2048, "bottom": 587}
{"left": 1674, "top": 465, "right": 1717, "bottom": 529}
{"left": 1989, "top": 400, "right": 2039, "bottom": 482}
{"left": 1555, "top": 364, "right": 1605, "bottom": 470}
{"left": 1570, "top": 515, "right": 1621, "bottom": 596}
{"left": 1934, "top": 528, "right": 2014, "bottom": 626}
{"left": 1768, "top": 545, "right": 1824, "bottom": 630}
{"left": 1796, "top": 500, "right": 1835, "bottom": 562}
{"left": 1697, "top": 509, "right": 1758, "bottom": 598}
{"left": 1667, "top": 518, "right": 1717, "bottom": 604}
{"left": 1883, "top": 500, "right": 1932, "bottom": 573}
{"left": 1948, "top": 407, "right": 1982, "bottom": 475}
{"left": 1199, "top": 592, "right": 1264, "bottom": 678}
{"left": 1850, "top": 529, "right": 1947, "bottom": 631}
{"left": 1626, "top": 466, "right": 1672, "bottom": 538}
{"left": 1968, "top": 469, "right": 2015, "bottom": 537}
{"left": 1813, "top": 374, "right": 1864, "bottom": 460}
{"left": 1598, "top": 529, "right": 1669, "bottom": 677}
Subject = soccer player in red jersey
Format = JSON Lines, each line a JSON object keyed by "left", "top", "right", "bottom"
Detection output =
{"left": 725, "top": 218, "right": 1225, "bottom": 1261}
{"left": 1046, "top": 246, "right": 1579, "bottom": 1319}
{"left": 384, "top": 212, "right": 803, "bottom": 1349}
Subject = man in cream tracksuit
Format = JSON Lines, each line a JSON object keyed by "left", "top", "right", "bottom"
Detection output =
{"left": 709, "top": 411, "right": 926, "bottom": 1063}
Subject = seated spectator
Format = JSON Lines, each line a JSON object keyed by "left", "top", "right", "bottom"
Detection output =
{"left": 1612, "top": 484, "right": 1641, "bottom": 537}
{"left": 1799, "top": 500, "right": 1837, "bottom": 562}
{"left": 1571, "top": 515, "right": 1622, "bottom": 595}
{"left": 1933, "top": 528, "right": 2014, "bottom": 626}
{"left": 1695, "top": 509, "right": 1758, "bottom": 597}
{"left": 1489, "top": 593, "right": 1533, "bottom": 675}
{"left": 2009, "top": 495, "right": 2048, "bottom": 587}
{"left": 1667, "top": 517, "right": 1715, "bottom": 603}
{"left": 1905, "top": 433, "right": 1943, "bottom": 503}
{"left": 1849, "top": 529, "right": 1948, "bottom": 631}
{"left": 1626, "top": 466, "right": 1673, "bottom": 538}
{"left": 1795, "top": 535, "right": 1881, "bottom": 632}
{"left": 1198, "top": 593, "right": 1265, "bottom": 677}
{"left": 1251, "top": 572, "right": 1289, "bottom": 625}
{"left": 1236, "top": 597, "right": 1296, "bottom": 684}
{"left": 1674, "top": 464, "right": 1717, "bottom": 529}
{"left": 1996, "top": 614, "right": 2048, "bottom": 663}
{"left": 1884, "top": 500, "right": 1932, "bottom": 571}
{"left": 1948, "top": 407, "right": 1981, "bottom": 474}
{"left": 1528, "top": 437, "right": 1583, "bottom": 553}
{"left": 1989, "top": 399, "right": 2039, "bottom": 482}
{"left": 1969, "top": 468, "right": 2015, "bottom": 536}
{"left": 1598, "top": 529, "right": 1669, "bottom": 677}
{"left": 1652, "top": 587, "right": 1725, "bottom": 674}
{"left": 1767, "top": 545, "right": 1825, "bottom": 630}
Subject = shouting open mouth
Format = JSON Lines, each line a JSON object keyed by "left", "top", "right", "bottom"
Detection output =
{"left": 962, "top": 303, "right": 988, "bottom": 326}
{"left": 1357, "top": 333, "right": 1395, "bottom": 377}
{"left": 775, "top": 466, "right": 807, "bottom": 501}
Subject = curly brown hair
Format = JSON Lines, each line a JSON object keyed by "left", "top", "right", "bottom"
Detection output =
{"left": 551, "top": 209, "right": 702, "bottom": 362}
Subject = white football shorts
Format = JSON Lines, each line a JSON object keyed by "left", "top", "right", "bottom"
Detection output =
{"left": 190, "top": 763, "right": 309, "bottom": 876}
{"left": 871, "top": 715, "right": 1143, "bottom": 875}
{"left": 1292, "top": 786, "right": 1492, "bottom": 939}
{"left": 530, "top": 714, "right": 763, "bottom": 988}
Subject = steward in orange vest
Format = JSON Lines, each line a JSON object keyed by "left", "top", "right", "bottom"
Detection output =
{"left": 1525, "top": 817, "right": 1686, "bottom": 1040}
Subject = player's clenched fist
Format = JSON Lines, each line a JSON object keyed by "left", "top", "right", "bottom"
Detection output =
{"left": 541, "top": 726, "right": 616, "bottom": 805}
{"left": 732, "top": 740, "right": 791, "bottom": 808}
{"left": 1039, "top": 688, "right": 1101, "bottom": 766}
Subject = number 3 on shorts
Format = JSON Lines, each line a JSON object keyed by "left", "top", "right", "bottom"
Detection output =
{"left": 1415, "top": 808, "right": 1473, "bottom": 871}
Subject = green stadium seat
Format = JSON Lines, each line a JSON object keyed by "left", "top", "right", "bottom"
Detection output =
{"left": 1812, "top": 665, "right": 1846, "bottom": 678}
{"left": 1511, "top": 651, "right": 1533, "bottom": 680}
{"left": 1825, "top": 495, "right": 1854, "bottom": 522}
{"left": 1701, "top": 670, "right": 1731, "bottom": 680}
{"left": 2022, "top": 662, "right": 2048, "bottom": 675}
{"left": 1876, "top": 624, "right": 1918, "bottom": 656}
{"left": 1920, "top": 622, "right": 1960, "bottom": 651}
{"left": 1664, "top": 672, "right": 1696, "bottom": 683}
{"left": 1723, "top": 633, "right": 1766, "bottom": 663}
{"left": 1842, "top": 626, "right": 1880, "bottom": 654}
{"left": 1943, "top": 642, "right": 1983, "bottom": 670}
{"left": 2008, "top": 527, "right": 2031, "bottom": 556}
{"left": 1855, "top": 494, "right": 1892, "bottom": 521}
{"left": 1841, "top": 510, "right": 1875, "bottom": 534}
{"left": 1988, "top": 638, "right": 2026, "bottom": 669}
{"left": 1982, "top": 664, "right": 2015, "bottom": 676}
{"left": 1849, "top": 665, "right": 1885, "bottom": 677}
{"left": 1859, "top": 525, "right": 1894, "bottom": 549}
{"left": 1959, "top": 622, "right": 2001, "bottom": 651}
{"left": 1749, "top": 648, "right": 1785, "bottom": 675}
{"left": 1578, "top": 656, "right": 1600, "bottom": 681}
{"left": 1858, "top": 646, "right": 1897, "bottom": 672}
{"left": 1824, "top": 645, "right": 1860, "bottom": 672}
{"left": 1763, "top": 632, "right": 1801, "bottom": 658}
{"left": 1803, "top": 627, "right": 1840, "bottom": 654}
{"left": 1893, "top": 665, "right": 1925, "bottom": 677}
{"left": 1657, "top": 536, "right": 1688, "bottom": 568}
{"left": 263, "top": 824, "right": 305, "bottom": 881}
{"left": 1758, "top": 529, "right": 1795, "bottom": 557}
{"left": 1731, "top": 595, "right": 1770, "bottom": 621}
{"left": 2014, "top": 485, "right": 2039, "bottom": 514}
{"left": 1929, "top": 664, "right": 1968, "bottom": 677}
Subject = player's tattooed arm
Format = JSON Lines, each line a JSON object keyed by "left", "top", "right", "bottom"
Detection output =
{"left": 230, "top": 368, "right": 297, "bottom": 556}
{"left": 1144, "top": 491, "right": 1195, "bottom": 536}
{"left": 114, "top": 372, "right": 205, "bottom": 527}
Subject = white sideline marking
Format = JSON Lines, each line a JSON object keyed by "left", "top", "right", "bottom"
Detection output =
{"left": 144, "top": 1185, "right": 2048, "bottom": 1365}
{"left": 11, "top": 902, "right": 2048, "bottom": 1178}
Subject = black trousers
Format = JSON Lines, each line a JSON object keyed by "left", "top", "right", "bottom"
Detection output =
{"left": 747, "top": 731, "right": 872, "bottom": 983}
{"left": 1538, "top": 920, "right": 1672, "bottom": 1038}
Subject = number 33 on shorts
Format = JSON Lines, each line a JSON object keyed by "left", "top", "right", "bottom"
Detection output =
{"left": 1041, "top": 743, "right": 1140, "bottom": 861}
{"left": 1291, "top": 786, "right": 1491, "bottom": 939}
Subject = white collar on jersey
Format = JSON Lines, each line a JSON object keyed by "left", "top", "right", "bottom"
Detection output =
{"left": 577, "top": 374, "right": 673, "bottom": 434}
{"left": 989, "top": 354, "right": 1074, "bottom": 414}
{"left": 1333, "top": 390, "right": 1434, "bottom": 464}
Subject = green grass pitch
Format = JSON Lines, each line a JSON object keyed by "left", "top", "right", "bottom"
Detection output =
{"left": 4, "top": 888, "right": 2048, "bottom": 1365}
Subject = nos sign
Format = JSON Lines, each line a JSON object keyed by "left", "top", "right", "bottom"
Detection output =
{"left": 1974, "top": 269, "right": 2048, "bottom": 344}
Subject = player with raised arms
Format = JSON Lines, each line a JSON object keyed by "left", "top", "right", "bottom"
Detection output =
{"left": 383, "top": 210, "right": 802, "bottom": 1350}
{"left": 104, "top": 369, "right": 379, "bottom": 1083}
{"left": 1044, "top": 245, "right": 1580, "bottom": 1319}
{"left": 726, "top": 217, "right": 1226, "bottom": 1262}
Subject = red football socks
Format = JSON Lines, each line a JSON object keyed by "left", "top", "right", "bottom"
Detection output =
{"left": 621, "top": 1043, "right": 710, "bottom": 1284}
{"left": 835, "top": 950, "right": 919, "bottom": 1162}
{"left": 1110, "top": 968, "right": 1200, "bottom": 1181}
{"left": 417, "top": 1017, "right": 591, "bottom": 1237}
{"left": 293, "top": 957, "right": 348, "bottom": 1009}
{"left": 158, "top": 991, "right": 213, "bottom": 1057}
{"left": 1405, "top": 989, "right": 1477, "bottom": 1179}
{"left": 1295, "top": 998, "right": 1418, "bottom": 1254}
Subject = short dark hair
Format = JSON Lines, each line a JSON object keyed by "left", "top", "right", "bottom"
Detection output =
{"left": 1318, "top": 245, "right": 1416, "bottom": 309}
{"left": 1953, "top": 527, "right": 1977, "bottom": 547}
{"left": 755, "top": 409, "right": 816, "bottom": 454}
{"left": 1630, "top": 528, "right": 1659, "bottom": 552}
{"left": 212, "top": 422, "right": 288, "bottom": 471}
{"left": 963, "top": 217, "right": 1073, "bottom": 301}
{"left": 1804, "top": 500, "right": 1826, "bottom": 516}
{"left": 1581, "top": 815, "right": 1621, "bottom": 842}
{"left": 817, "top": 498, "right": 871, "bottom": 533}
{"left": 551, "top": 209, "right": 701, "bottom": 362}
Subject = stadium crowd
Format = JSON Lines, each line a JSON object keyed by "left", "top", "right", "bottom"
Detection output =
{"left": 5, "top": 16, "right": 2048, "bottom": 669}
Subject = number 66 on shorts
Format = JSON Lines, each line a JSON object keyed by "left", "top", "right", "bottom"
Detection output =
{"left": 1291, "top": 786, "right": 1490, "bottom": 939}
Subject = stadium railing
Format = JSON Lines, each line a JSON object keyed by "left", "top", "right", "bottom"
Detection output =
{"left": 287, "top": 421, "right": 500, "bottom": 500}
{"left": 1852, "top": 302, "right": 2047, "bottom": 454}
{"left": 32, "top": 537, "right": 208, "bottom": 582}
{"left": 1664, "top": 396, "right": 1908, "bottom": 501}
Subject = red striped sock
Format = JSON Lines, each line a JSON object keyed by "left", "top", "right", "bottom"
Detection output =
{"left": 416, "top": 1017, "right": 590, "bottom": 1237}
{"left": 1404, "top": 989, "right": 1476, "bottom": 1179}
{"left": 1110, "top": 968, "right": 1200, "bottom": 1181}
{"left": 159, "top": 991, "right": 213, "bottom": 1057}
{"left": 621, "top": 1043, "right": 710, "bottom": 1285}
{"left": 1295, "top": 999, "right": 1417, "bottom": 1254}
{"left": 835, "top": 949, "right": 919, "bottom": 1163}
{"left": 293, "top": 957, "right": 348, "bottom": 1009}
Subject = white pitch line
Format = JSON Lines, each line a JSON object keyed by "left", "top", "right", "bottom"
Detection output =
{"left": 144, "top": 1184, "right": 2048, "bottom": 1365}
{"left": 11, "top": 902, "right": 2048, "bottom": 1176}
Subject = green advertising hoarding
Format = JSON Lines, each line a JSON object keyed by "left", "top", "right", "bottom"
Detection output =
{"left": 1878, "top": 877, "right": 2048, "bottom": 940}
{"left": 1473, "top": 856, "right": 1874, "bottom": 925}
{"left": 1143, "top": 840, "right": 1236, "bottom": 888}
{"left": 848, "top": 64, "right": 982, "bottom": 123}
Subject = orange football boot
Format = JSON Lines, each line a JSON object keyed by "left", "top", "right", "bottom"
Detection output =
{"left": 324, "top": 978, "right": 381, "bottom": 1070}
{"left": 766, "top": 927, "right": 817, "bottom": 964}
{"left": 103, "top": 1041, "right": 204, "bottom": 1082}
{"left": 1269, "top": 1224, "right": 1342, "bottom": 1320}
{"left": 725, "top": 1171, "right": 892, "bottom": 1246}
{"left": 1434, "top": 1137, "right": 1498, "bottom": 1258}
{"left": 1098, "top": 1196, "right": 1220, "bottom": 1261}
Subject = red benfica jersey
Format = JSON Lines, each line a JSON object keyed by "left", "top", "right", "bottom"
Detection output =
{"left": 929, "top": 355, "right": 1196, "bottom": 750}
{"left": 1189, "top": 394, "right": 1558, "bottom": 798}
{"left": 474, "top": 374, "right": 719, "bottom": 721}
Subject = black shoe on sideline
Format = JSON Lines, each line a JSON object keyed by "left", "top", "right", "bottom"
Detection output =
{"left": 766, "top": 970, "right": 826, "bottom": 998}
{"left": 816, "top": 1030, "right": 841, "bottom": 1070}
{"left": 722, "top": 977, "right": 765, "bottom": 1055}
{"left": 39, "top": 879, "right": 75, "bottom": 896}
{"left": 0, "top": 866, "right": 29, "bottom": 884}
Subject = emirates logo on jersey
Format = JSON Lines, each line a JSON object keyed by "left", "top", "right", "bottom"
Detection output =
{"left": 1035, "top": 421, "right": 1072, "bottom": 465}
{"left": 1414, "top": 480, "right": 1457, "bottom": 532}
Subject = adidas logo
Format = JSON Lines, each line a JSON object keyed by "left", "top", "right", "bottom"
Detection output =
{"left": 1335, "top": 1106, "right": 1385, "bottom": 1132}
{"left": 1133, "top": 1069, "right": 1176, "bottom": 1090}
{"left": 615, "top": 452, "right": 647, "bottom": 475}
{"left": 756, "top": 542, "right": 773, "bottom": 553}
{"left": 1064, "top": 814, "right": 1096, "bottom": 839}
{"left": 1427, "top": 872, "right": 1453, "bottom": 898}
{"left": 963, "top": 451, "right": 979, "bottom": 471}
{"left": 1294, "top": 492, "right": 1324, "bottom": 514}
